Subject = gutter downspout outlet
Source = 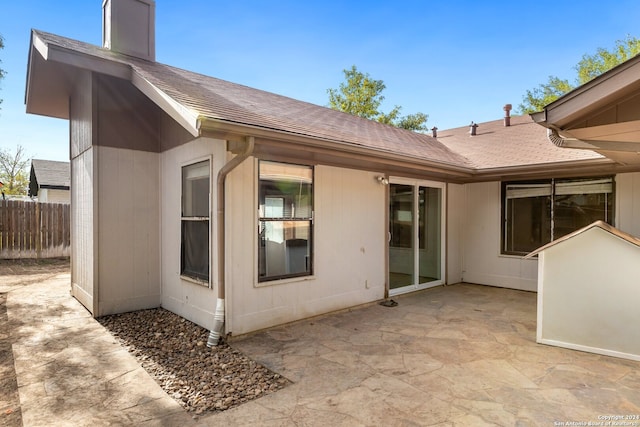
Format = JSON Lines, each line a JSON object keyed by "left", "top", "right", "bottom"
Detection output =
{"left": 207, "top": 136, "right": 255, "bottom": 347}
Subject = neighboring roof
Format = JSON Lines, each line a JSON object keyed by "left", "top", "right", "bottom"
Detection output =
{"left": 31, "top": 159, "right": 70, "bottom": 189}
{"left": 437, "top": 115, "right": 606, "bottom": 170}
{"left": 26, "top": 30, "right": 636, "bottom": 182}
{"left": 525, "top": 220, "right": 640, "bottom": 259}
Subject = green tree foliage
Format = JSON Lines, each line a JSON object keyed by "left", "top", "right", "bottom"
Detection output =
{"left": 327, "top": 65, "right": 428, "bottom": 132}
{"left": 519, "top": 36, "right": 640, "bottom": 114}
{"left": 0, "top": 145, "right": 30, "bottom": 196}
{"left": 519, "top": 76, "right": 574, "bottom": 115}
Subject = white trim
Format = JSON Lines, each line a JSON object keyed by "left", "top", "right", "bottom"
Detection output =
{"left": 180, "top": 155, "right": 213, "bottom": 288}
{"left": 537, "top": 338, "right": 640, "bottom": 362}
{"left": 388, "top": 177, "right": 447, "bottom": 296}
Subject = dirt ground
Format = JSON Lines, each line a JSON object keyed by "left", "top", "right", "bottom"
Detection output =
{"left": 0, "top": 258, "right": 70, "bottom": 427}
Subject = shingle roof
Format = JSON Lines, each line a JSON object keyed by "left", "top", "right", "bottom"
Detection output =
{"left": 31, "top": 30, "right": 612, "bottom": 176}
{"left": 437, "top": 115, "right": 605, "bottom": 170}
{"left": 31, "top": 159, "right": 70, "bottom": 188}
{"left": 33, "top": 30, "right": 471, "bottom": 169}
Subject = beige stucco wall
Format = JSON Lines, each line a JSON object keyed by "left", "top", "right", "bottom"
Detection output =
{"left": 95, "top": 145, "right": 161, "bottom": 315}
{"left": 458, "top": 173, "right": 640, "bottom": 292}
{"left": 537, "top": 227, "right": 640, "bottom": 360}
{"left": 226, "top": 160, "right": 387, "bottom": 336}
{"left": 71, "top": 147, "right": 96, "bottom": 313}
{"left": 446, "top": 183, "right": 465, "bottom": 284}
{"left": 460, "top": 181, "right": 538, "bottom": 291}
{"left": 159, "top": 137, "right": 227, "bottom": 330}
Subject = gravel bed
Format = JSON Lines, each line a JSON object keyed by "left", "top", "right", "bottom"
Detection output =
{"left": 98, "top": 308, "right": 289, "bottom": 415}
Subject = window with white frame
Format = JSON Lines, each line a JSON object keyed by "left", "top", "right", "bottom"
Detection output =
{"left": 258, "top": 161, "right": 313, "bottom": 282}
{"left": 181, "top": 160, "right": 210, "bottom": 282}
{"left": 502, "top": 177, "right": 614, "bottom": 255}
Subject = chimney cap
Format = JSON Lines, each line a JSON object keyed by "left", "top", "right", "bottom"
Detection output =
{"left": 503, "top": 103, "right": 512, "bottom": 112}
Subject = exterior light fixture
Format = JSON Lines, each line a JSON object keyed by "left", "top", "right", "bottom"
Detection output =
{"left": 377, "top": 176, "right": 389, "bottom": 185}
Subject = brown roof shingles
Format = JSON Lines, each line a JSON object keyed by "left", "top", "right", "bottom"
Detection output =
{"left": 437, "top": 115, "right": 604, "bottom": 169}
{"left": 33, "top": 30, "right": 471, "bottom": 168}
{"left": 33, "top": 30, "right": 606, "bottom": 172}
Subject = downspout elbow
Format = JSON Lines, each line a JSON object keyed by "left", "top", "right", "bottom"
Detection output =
{"left": 207, "top": 136, "right": 255, "bottom": 347}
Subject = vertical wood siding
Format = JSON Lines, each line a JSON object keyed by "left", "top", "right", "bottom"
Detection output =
{"left": 0, "top": 200, "right": 71, "bottom": 259}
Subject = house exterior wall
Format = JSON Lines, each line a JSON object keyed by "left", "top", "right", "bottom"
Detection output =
{"left": 96, "top": 145, "right": 161, "bottom": 315}
{"left": 71, "top": 148, "right": 97, "bottom": 312}
{"left": 615, "top": 172, "right": 640, "bottom": 236}
{"left": 226, "top": 160, "right": 387, "bottom": 336}
{"left": 38, "top": 188, "right": 70, "bottom": 204}
{"left": 446, "top": 183, "right": 465, "bottom": 284}
{"left": 461, "top": 181, "right": 538, "bottom": 291}
{"left": 159, "top": 137, "right": 227, "bottom": 329}
{"left": 458, "top": 173, "right": 640, "bottom": 293}
{"left": 537, "top": 227, "right": 640, "bottom": 360}
{"left": 70, "top": 70, "right": 97, "bottom": 313}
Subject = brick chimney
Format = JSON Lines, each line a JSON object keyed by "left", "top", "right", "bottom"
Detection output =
{"left": 102, "top": 0, "right": 156, "bottom": 61}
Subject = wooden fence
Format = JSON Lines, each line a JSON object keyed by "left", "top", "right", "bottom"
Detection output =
{"left": 0, "top": 199, "right": 71, "bottom": 259}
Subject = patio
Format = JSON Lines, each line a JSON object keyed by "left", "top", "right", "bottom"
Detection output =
{"left": 2, "top": 260, "right": 639, "bottom": 426}
{"left": 204, "top": 284, "right": 640, "bottom": 426}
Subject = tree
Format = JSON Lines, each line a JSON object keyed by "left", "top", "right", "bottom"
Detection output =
{"left": 0, "top": 145, "right": 30, "bottom": 196}
{"left": 519, "top": 36, "right": 640, "bottom": 114}
{"left": 0, "top": 34, "right": 5, "bottom": 109}
{"left": 327, "top": 65, "right": 429, "bottom": 132}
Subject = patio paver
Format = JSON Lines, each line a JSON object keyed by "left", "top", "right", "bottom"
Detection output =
{"left": 202, "top": 285, "right": 640, "bottom": 426}
{"left": 2, "top": 260, "right": 639, "bottom": 426}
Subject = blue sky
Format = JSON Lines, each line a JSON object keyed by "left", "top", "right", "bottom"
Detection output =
{"left": 1, "top": 1, "right": 640, "bottom": 162}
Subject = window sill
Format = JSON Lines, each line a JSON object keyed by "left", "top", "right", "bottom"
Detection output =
{"left": 255, "top": 275, "right": 316, "bottom": 288}
{"left": 180, "top": 274, "right": 211, "bottom": 288}
{"left": 498, "top": 253, "right": 538, "bottom": 260}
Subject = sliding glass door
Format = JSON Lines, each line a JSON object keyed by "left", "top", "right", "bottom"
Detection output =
{"left": 389, "top": 179, "right": 445, "bottom": 295}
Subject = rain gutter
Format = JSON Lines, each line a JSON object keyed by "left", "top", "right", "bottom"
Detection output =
{"left": 207, "top": 135, "right": 255, "bottom": 347}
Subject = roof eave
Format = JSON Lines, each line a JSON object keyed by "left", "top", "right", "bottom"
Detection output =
{"left": 535, "top": 54, "right": 640, "bottom": 129}
{"left": 197, "top": 117, "right": 474, "bottom": 181}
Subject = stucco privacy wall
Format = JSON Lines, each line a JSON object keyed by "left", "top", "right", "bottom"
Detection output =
{"left": 160, "top": 137, "right": 227, "bottom": 330}
{"left": 461, "top": 181, "right": 538, "bottom": 291}
{"left": 96, "top": 145, "right": 161, "bottom": 315}
{"left": 537, "top": 227, "right": 640, "bottom": 360}
{"left": 226, "top": 161, "right": 387, "bottom": 336}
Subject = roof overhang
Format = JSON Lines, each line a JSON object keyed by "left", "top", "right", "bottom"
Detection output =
{"left": 532, "top": 53, "right": 640, "bottom": 157}
{"left": 26, "top": 30, "right": 199, "bottom": 136}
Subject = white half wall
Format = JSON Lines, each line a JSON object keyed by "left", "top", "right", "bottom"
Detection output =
{"left": 461, "top": 181, "right": 538, "bottom": 291}
{"left": 537, "top": 227, "right": 640, "bottom": 361}
{"left": 226, "top": 161, "right": 386, "bottom": 336}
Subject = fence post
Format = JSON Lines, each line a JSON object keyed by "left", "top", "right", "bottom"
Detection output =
{"left": 36, "top": 202, "right": 42, "bottom": 258}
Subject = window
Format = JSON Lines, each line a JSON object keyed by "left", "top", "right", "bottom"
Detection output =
{"left": 181, "top": 160, "right": 210, "bottom": 282}
{"left": 502, "top": 177, "right": 613, "bottom": 255}
{"left": 258, "top": 161, "right": 313, "bottom": 282}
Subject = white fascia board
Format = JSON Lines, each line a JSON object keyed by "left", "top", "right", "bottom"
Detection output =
{"left": 544, "top": 57, "right": 640, "bottom": 126}
{"left": 131, "top": 72, "right": 199, "bottom": 137}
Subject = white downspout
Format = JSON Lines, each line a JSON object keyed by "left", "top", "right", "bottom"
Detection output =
{"left": 207, "top": 136, "right": 255, "bottom": 347}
